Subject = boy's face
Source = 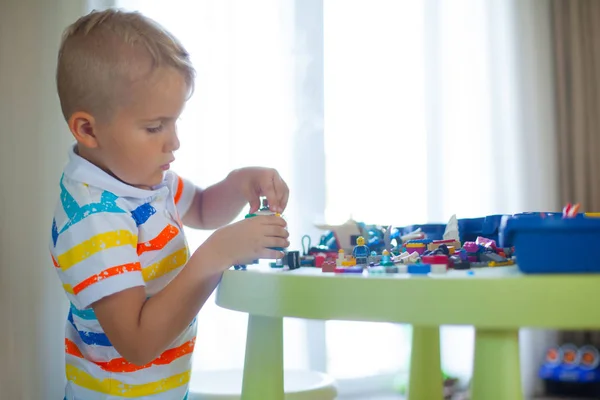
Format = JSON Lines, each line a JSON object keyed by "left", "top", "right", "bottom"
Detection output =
{"left": 90, "top": 66, "right": 188, "bottom": 190}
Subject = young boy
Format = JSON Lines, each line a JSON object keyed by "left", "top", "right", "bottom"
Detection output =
{"left": 50, "top": 8, "right": 290, "bottom": 399}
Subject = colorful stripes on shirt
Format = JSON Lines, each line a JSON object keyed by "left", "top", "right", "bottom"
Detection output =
{"left": 52, "top": 150, "right": 197, "bottom": 400}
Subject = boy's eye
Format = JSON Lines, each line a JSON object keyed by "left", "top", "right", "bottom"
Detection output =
{"left": 146, "top": 125, "right": 163, "bottom": 133}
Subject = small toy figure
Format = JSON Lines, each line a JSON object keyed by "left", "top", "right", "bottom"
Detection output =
{"left": 234, "top": 197, "right": 286, "bottom": 270}
{"left": 367, "top": 250, "right": 379, "bottom": 265}
{"left": 244, "top": 197, "right": 284, "bottom": 252}
{"left": 352, "top": 236, "right": 370, "bottom": 265}
{"left": 252, "top": 197, "right": 279, "bottom": 216}
{"left": 380, "top": 249, "right": 394, "bottom": 267}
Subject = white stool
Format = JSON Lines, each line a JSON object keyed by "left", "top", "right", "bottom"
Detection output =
{"left": 189, "top": 369, "right": 338, "bottom": 400}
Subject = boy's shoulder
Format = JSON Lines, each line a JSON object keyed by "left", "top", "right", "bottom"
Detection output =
{"left": 53, "top": 146, "right": 196, "bottom": 228}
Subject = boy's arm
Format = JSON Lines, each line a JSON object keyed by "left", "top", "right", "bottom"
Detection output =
{"left": 92, "top": 214, "right": 289, "bottom": 366}
{"left": 92, "top": 243, "right": 228, "bottom": 365}
{"left": 182, "top": 167, "right": 289, "bottom": 230}
{"left": 181, "top": 171, "right": 247, "bottom": 230}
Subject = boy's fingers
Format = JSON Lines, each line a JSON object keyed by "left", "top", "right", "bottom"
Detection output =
{"left": 265, "top": 226, "right": 289, "bottom": 238}
{"left": 280, "top": 184, "right": 289, "bottom": 212}
{"left": 267, "top": 215, "right": 287, "bottom": 226}
{"left": 262, "top": 173, "right": 281, "bottom": 212}
{"left": 252, "top": 214, "right": 286, "bottom": 227}
{"left": 259, "top": 249, "right": 285, "bottom": 260}
{"left": 248, "top": 197, "right": 261, "bottom": 214}
{"left": 265, "top": 237, "right": 289, "bottom": 249}
{"left": 275, "top": 174, "right": 288, "bottom": 212}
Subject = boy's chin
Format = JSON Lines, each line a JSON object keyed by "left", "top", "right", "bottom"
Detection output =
{"left": 147, "top": 173, "right": 166, "bottom": 188}
{"left": 130, "top": 174, "right": 165, "bottom": 190}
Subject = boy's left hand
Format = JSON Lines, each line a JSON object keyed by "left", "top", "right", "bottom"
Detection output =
{"left": 229, "top": 167, "right": 289, "bottom": 214}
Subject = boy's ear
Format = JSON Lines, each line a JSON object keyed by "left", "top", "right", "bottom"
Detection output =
{"left": 68, "top": 111, "right": 99, "bottom": 148}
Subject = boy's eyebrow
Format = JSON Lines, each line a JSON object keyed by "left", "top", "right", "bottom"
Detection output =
{"left": 140, "top": 116, "right": 177, "bottom": 123}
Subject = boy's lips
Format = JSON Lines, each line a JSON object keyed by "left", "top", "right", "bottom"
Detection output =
{"left": 160, "top": 159, "right": 175, "bottom": 170}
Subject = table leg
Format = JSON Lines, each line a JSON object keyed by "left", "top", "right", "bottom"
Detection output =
{"left": 471, "top": 328, "right": 522, "bottom": 400}
{"left": 407, "top": 325, "right": 444, "bottom": 400}
{"left": 241, "top": 315, "right": 284, "bottom": 400}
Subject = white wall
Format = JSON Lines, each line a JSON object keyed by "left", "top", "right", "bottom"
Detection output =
{"left": 0, "top": 1, "right": 87, "bottom": 398}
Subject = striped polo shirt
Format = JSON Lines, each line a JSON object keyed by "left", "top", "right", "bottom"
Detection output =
{"left": 50, "top": 145, "right": 197, "bottom": 400}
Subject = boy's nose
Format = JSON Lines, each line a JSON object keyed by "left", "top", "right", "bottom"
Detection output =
{"left": 166, "top": 131, "right": 180, "bottom": 152}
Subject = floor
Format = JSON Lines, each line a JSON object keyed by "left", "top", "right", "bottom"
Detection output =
{"left": 337, "top": 394, "right": 594, "bottom": 400}
{"left": 338, "top": 395, "right": 403, "bottom": 400}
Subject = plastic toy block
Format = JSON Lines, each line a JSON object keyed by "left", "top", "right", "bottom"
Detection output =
{"left": 286, "top": 251, "right": 301, "bottom": 270}
{"left": 393, "top": 251, "right": 411, "bottom": 263}
{"left": 300, "top": 256, "right": 314, "bottom": 266}
{"left": 408, "top": 264, "right": 431, "bottom": 274}
{"left": 406, "top": 239, "right": 434, "bottom": 244}
{"left": 470, "top": 262, "right": 489, "bottom": 268}
{"left": 396, "top": 264, "right": 408, "bottom": 273}
{"left": 406, "top": 252, "right": 420, "bottom": 263}
{"left": 368, "top": 266, "right": 385, "bottom": 274}
{"left": 384, "top": 266, "right": 399, "bottom": 273}
{"left": 335, "top": 266, "right": 363, "bottom": 274}
{"left": 406, "top": 243, "right": 426, "bottom": 255}
{"left": 489, "top": 260, "right": 515, "bottom": 267}
{"left": 452, "top": 261, "right": 471, "bottom": 270}
{"left": 269, "top": 262, "right": 284, "bottom": 268}
{"left": 421, "top": 255, "right": 449, "bottom": 265}
{"left": 367, "top": 255, "right": 381, "bottom": 264}
{"left": 314, "top": 254, "right": 326, "bottom": 267}
{"left": 475, "top": 236, "right": 497, "bottom": 249}
{"left": 462, "top": 242, "right": 480, "bottom": 253}
{"left": 341, "top": 253, "right": 357, "bottom": 266}
{"left": 479, "top": 252, "right": 507, "bottom": 263}
{"left": 431, "top": 264, "right": 447, "bottom": 274}
{"left": 428, "top": 240, "right": 461, "bottom": 252}
{"left": 321, "top": 261, "right": 336, "bottom": 272}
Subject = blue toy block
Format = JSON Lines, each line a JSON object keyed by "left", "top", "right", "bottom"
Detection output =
{"left": 340, "top": 266, "right": 364, "bottom": 274}
{"left": 408, "top": 264, "right": 431, "bottom": 274}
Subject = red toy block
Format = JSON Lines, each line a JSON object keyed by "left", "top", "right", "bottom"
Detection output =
{"left": 321, "top": 260, "right": 336, "bottom": 272}
{"left": 421, "top": 254, "right": 449, "bottom": 265}
{"left": 314, "top": 253, "right": 326, "bottom": 268}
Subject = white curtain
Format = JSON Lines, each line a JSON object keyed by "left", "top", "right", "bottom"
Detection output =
{"left": 115, "top": 0, "right": 314, "bottom": 374}
{"left": 109, "top": 0, "right": 558, "bottom": 395}
{"left": 323, "top": 0, "right": 558, "bottom": 394}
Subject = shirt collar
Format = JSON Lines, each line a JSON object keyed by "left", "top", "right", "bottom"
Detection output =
{"left": 63, "top": 144, "right": 169, "bottom": 199}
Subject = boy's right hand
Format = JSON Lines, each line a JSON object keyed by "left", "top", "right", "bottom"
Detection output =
{"left": 206, "top": 215, "right": 289, "bottom": 266}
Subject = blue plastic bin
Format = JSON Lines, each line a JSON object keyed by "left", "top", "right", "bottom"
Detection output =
{"left": 458, "top": 214, "right": 506, "bottom": 244}
{"left": 502, "top": 213, "right": 600, "bottom": 274}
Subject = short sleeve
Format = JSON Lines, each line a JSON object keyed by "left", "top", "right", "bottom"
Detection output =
{"left": 171, "top": 172, "right": 196, "bottom": 218}
{"left": 52, "top": 210, "right": 145, "bottom": 310}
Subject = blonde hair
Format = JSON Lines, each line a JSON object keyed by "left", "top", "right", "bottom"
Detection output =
{"left": 56, "top": 8, "right": 195, "bottom": 122}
